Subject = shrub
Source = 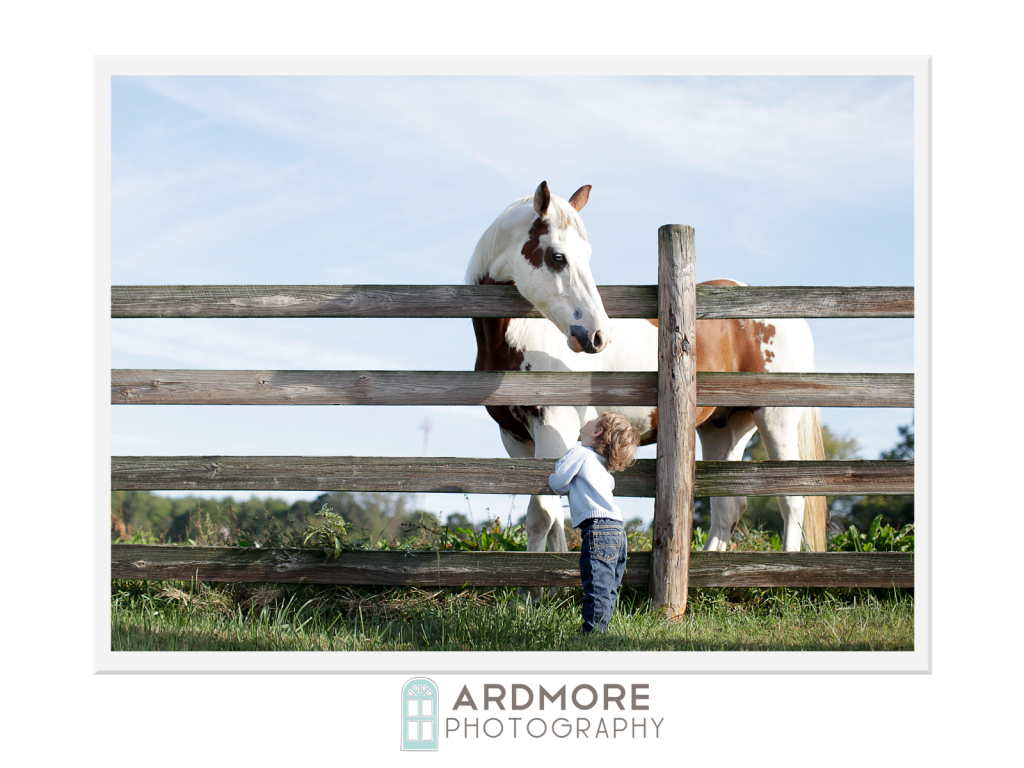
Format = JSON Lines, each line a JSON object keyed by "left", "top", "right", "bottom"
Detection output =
{"left": 830, "top": 515, "right": 914, "bottom": 552}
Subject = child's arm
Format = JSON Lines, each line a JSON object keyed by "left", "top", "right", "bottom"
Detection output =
{"left": 548, "top": 446, "right": 589, "bottom": 494}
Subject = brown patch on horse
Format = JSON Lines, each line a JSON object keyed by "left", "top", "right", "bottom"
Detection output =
{"left": 544, "top": 246, "right": 567, "bottom": 272}
{"left": 472, "top": 274, "right": 538, "bottom": 444}
{"left": 639, "top": 408, "right": 658, "bottom": 446}
{"left": 645, "top": 280, "right": 777, "bottom": 428}
{"left": 697, "top": 318, "right": 775, "bottom": 373}
{"left": 521, "top": 218, "right": 549, "bottom": 268}
{"left": 692, "top": 318, "right": 775, "bottom": 425}
{"left": 753, "top": 321, "right": 776, "bottom": 363}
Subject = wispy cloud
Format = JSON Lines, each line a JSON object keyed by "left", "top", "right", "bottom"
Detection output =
{"left": 117, "top": 74, "right": 913, "bottom": 197}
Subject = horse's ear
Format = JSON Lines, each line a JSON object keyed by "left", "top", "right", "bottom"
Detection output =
{"left": 568, "top": 185, "right": 591, "bottom": 212}
{"left": 533, "top": 181, "right": 551, "bottom": 217}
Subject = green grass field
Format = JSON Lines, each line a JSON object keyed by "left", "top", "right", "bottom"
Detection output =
{"left": 111, "top": 580, "right": 913, "bottom": 652}
{"left": 111, "top": 510, "right": 914, "bottom": 652}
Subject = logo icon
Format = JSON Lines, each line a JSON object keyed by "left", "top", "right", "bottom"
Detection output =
{"left": 401, "top": 677, "right": 438, "bottom": 751}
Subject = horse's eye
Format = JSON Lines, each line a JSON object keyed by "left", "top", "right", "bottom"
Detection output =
{"left": 553, "top": 253, "right": 566, "bottom": 263}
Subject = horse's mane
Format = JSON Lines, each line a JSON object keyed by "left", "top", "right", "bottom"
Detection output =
{"left": 465, "top": 193, "right": 588, "bottom": 285}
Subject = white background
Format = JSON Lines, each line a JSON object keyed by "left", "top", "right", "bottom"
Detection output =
{"left": 3, "top": 1, "right": 1017, "bottom": 766}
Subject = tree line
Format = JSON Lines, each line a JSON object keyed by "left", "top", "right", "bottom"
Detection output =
{"left": 111, "top": 490, "right": 439, "bottom": 546}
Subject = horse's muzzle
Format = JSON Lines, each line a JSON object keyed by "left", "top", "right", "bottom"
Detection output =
{"left": 569, "top": 325, "right": 607, "bottom": 354}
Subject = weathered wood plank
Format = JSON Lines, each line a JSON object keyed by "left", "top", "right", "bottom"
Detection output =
{"left": 111, "top": 545, "right": 914, "bottom": 588}
{"left": 110, "top": 370, "right": 657, "bottom": 406}
{"left": 111, "top": 456, "right": 655, "bottom": 496}
{"left": 111, "top": 284, "right": 914, "bottom": 319}
{"left": 652, "top": 225, "right": 697, "bottom": 617}
{"left": 697, "top": 372, "right": 914, "bottom": 408}
{"left": 696, "top": 285, "right": 914, "bottom": 319}
{"left": 110, "top": 370, "right": 913, "bottom": 407}
{"left": 110, "top": 456, "right": 913, "bottom": 497}
{"left": 698, "top": 460, "right": 913, "bottom": 496}
{"left": 110, "top": 285, "right": 645, "bottom": 318}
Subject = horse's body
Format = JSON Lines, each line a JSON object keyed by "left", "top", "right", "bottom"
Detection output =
{"left": 469, "top": 182, "right": 827, "bottom": 556}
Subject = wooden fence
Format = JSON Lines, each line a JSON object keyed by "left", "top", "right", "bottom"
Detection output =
{"left": 111, "top": 224, "right": 914, "bottom": 616}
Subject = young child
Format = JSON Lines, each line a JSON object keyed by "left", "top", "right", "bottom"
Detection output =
{"left": 548, "top": 412, "right": 641, "bottom": 633}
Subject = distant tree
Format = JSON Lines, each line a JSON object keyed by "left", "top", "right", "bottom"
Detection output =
{"left": 881, "top": 421, "right": 914, "bottom": 461}
{"left": 445, "top": 512, "right": 473, "bottom": 529}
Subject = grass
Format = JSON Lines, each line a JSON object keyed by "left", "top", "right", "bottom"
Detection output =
{"left": 111, "top": 511, "right": 915, "bottom": 652}
{"left": 110, "top": 579, "right": 913, "bottom": 652}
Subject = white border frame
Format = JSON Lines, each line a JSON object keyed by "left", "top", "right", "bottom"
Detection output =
{"left": 95, "top": 55, "right": 929, "bottom": 674}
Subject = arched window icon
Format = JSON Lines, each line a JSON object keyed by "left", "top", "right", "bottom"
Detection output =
{"left": 401, "top": 677, "right": 438, "bottom": 751}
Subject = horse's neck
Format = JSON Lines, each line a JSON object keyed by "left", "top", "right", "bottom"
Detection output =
{"left": 465, "top": 203, "right": 532, "bottom": 285}
{"left": 478, "top": 255, "right": 513, "bottom": 284}
{"left": 467, "top": 241, "right": 506, "bottom": 285}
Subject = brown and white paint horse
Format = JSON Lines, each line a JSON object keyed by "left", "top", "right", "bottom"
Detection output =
{"left": 469, "top": 181, "right": 827, "bottom": 559}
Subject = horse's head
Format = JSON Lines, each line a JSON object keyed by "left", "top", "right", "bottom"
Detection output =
{"left": 509, "top": 181, "right": 612, "bottom": 354}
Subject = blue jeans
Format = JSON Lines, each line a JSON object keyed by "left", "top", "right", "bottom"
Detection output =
{"left": 578, "top": 518, "right": 628, "bottom": 633}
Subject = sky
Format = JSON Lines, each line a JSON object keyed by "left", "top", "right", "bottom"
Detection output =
{"left": 110, "top": 74, "right": 916, "bottom": 526}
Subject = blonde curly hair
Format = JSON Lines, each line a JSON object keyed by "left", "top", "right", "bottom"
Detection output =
{"left": 590, "top": 412, "right": 641, "bottom": 473}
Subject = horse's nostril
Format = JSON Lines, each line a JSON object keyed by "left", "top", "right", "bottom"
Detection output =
{"left": 593, "top": 332, "right": 603, "bottom": 349}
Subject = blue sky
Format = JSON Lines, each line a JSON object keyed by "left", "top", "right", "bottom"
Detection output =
{"left": 111, "top": 74, "right": 915, "bottom": 525}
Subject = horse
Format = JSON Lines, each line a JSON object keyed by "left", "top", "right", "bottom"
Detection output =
{"left": 468, "top": 181, "right": 827, "bottom": 565}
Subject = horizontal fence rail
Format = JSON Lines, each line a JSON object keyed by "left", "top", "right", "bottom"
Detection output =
{"left": 111, "top": 456, "right": 913, "bottom": 497}
{"left": 111, "top": 370, "right": 914, "bottom": 408}
{"left": 111, "top": 545, "right": 914, "bottom": 588}
{"left": 112, "top": 285, "right": 914, "bottom": 319}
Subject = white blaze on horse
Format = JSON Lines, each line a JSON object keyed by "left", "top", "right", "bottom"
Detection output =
{"left": 467, "top": 181, "right": 827, "bottom": 555}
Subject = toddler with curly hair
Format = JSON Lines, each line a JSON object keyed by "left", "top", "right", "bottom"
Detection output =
{"left": 548, "top": 411, "right": 641, "bottom": 633}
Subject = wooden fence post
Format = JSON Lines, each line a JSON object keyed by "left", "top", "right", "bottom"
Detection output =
{"left": 650, "top": 225, "right": 697, "bottom": 619}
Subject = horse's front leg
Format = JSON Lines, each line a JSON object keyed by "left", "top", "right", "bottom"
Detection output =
{"left": 753, "top": 406, "right": 806, "bottom": 551}
{"left": 698, "top": 411, "right": 757, "bottom": 551}
{"left": 514, "top": 495, "right": 567, "bottom": 606}
{"left": 525, "top": 495, "right": 565, "bottom": 553}
{"left": 498, "top": 427, "right": 566, "bottom": 554}
{"left": 527, "top": 405, "right": 582, "bottom": 553}
{"left": 514, "top": 407, "right": 580, "bottom": 605}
